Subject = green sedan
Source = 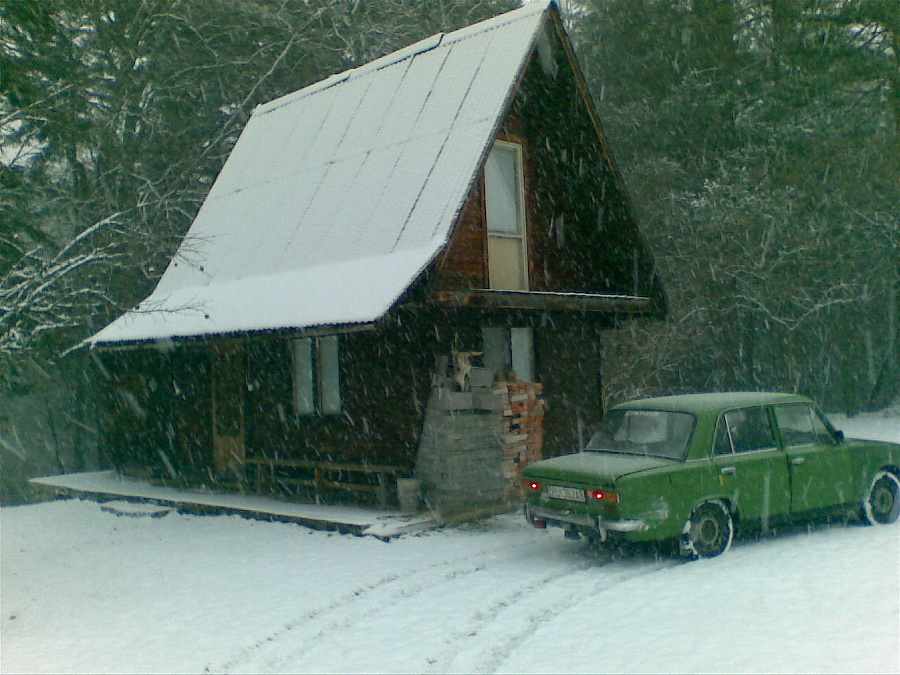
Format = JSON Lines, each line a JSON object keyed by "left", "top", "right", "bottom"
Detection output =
{"left": 523, "top": 392, "right": 900, "bottom": 558}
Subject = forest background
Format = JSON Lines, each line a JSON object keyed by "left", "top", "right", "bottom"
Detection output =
{"left": 1, "top": 0, "right": 897, "bottom": 502}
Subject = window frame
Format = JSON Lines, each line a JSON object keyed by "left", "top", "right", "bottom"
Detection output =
{"left": 484, "top": 139, "right": 528, "bottom": 290}
{"left": 292, "top": 336, "right": 342, "bottom": 417}
{"left": 481, "top": 325, "right": 535, "bottom": 383}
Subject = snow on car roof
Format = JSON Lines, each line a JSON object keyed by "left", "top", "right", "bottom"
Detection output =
{"left": 615, "top": 392, "right": 814, "bottom": 414}
{"left": 87, "top": 1, "right": 552, "bottom": 345}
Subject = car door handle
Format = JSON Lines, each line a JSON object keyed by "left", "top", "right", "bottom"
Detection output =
{"left": 791, "top": 457, "right": 805, "bottom": 466}
{"left": 720, "top": 466, "right": 736, "bottom": 476}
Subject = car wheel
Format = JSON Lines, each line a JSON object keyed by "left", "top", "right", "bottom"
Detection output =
{"left": 681, "top": 500, "right": 734, "bottom": 559}
{"left": 862, "top": 471, "right": 900, "bottom": 525}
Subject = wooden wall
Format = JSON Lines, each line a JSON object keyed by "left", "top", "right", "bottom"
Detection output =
{"left": 432, "top": 18, "right": 662, "bottom": 303}
{"left": 243, "top": 313, "right": 440, "bottom": 470}
{"left": 536, "top": 313, "right": 606, "bottom": 457}
{"left": 96, "top": 346, "right": 213, "bottom": 483}
{"left": 96, "top": 303, "right": 607, "bottom": 492}
{"left": 434, "top": 180, "right": 488, "bottom": 290}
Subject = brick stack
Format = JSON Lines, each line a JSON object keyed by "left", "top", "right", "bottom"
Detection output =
{"left": 495, "top": 379, "right": 545, "bottom": 501}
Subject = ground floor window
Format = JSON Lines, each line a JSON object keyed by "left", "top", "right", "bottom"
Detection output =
{"left": 482, "top": 326, "right": 534, "bottom": 382}
{"left": 292, "top": 336, "right": 341, "bottom": 415}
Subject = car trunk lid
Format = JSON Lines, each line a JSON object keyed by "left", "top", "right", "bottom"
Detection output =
{"left": 524, "top": 451, "right": 673, "bottom": 485}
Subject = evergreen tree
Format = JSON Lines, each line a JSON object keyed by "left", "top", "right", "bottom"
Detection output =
{"left": 570, "top": 0, "right": 898, "bottom": 410}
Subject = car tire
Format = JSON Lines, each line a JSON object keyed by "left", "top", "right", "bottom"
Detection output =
{"left": 681, "top": 500, "right": 734, "bottom": 559}
{"left": 861, "top": 471, "right": 900, "bottom": 525}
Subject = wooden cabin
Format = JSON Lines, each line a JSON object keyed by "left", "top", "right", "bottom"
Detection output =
{"left": 87, "top": 1, "right": 665, "bottom": 516}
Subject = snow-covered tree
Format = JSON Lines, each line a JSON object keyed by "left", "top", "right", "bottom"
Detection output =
{"left": 0, "top": 0, "right": 515, "bottom": 379}
{"left": 0, "top": 0, "right": 515, "bottom": 501}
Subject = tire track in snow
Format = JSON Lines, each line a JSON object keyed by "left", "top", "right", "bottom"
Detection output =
{"left": 209, "top": 546, "right": 500, "bottom": 674}
{"left": 421, "top": 557, "right": 603, "bottom": 673}
{"left": 253, "top": 554, "right": 505, "bottom": 673}
{"left": 458, "top": 558, "right": 679, "bottom": 674}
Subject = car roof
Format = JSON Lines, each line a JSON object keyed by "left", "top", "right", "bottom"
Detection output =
{"left": 612, "top": 392, "right": 814, "bottom": 415}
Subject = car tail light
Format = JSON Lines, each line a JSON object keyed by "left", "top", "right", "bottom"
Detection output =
{"left": 588, "top": 489, "right": 619, "bottom": 503}
{"left": 524, "top": 480, "right": 541, "bottom": 492}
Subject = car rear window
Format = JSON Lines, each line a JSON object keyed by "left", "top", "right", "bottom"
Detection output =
{"left": 586, "top": 409, "right": 695, "bottom": 460}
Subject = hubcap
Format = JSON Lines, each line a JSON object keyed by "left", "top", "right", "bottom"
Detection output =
{"left": 872, "top": 484, "right": 895, "bottom": 519}
{"left": 698, "top": 517, "right": 720, "bottom": 545}
{"left": 693, "top": 512, "right": 726, "bottom": 555}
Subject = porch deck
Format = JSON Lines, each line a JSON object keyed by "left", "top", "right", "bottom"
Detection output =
{"left": 29, "top": 470, "right": 436, "bottom": 540}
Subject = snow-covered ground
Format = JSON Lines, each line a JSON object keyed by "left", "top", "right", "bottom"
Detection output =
{"left": 2, "top": 413, "right": 898, "bottom": 675}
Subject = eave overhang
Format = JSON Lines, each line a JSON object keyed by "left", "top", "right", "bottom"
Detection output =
{"left": 85, "top": 321, "right": 379, "bottom": 351}
{"left": 429, "top": 290, "right": 658, "bottom": 314}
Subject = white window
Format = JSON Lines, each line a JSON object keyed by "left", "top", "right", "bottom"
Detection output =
{"left": 293, "top": 339, "right": 315, "bottom": 415}
{"left": 292, "top": 336, "right": 341, "bottom": 416}
{"left": 485, "top": 141, "right": 528, "bottom": 290}
{"left": 510, "top": 327, "right": 534, "bottom": 382}
{"left": 482, "top": 326, "right": 535, "bottom": 382}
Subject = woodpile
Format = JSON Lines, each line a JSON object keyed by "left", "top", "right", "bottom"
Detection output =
{"left": 494, "top": 378, "right": 544, "bottom": 501}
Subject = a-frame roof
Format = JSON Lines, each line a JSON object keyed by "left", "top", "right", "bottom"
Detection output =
{"left": 88, "top": 2, "right": 565, "bottom": 346}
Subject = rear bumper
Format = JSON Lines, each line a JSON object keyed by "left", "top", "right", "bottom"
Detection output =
{"left": 525, "top": 504, "right": 648, "bottom": 539}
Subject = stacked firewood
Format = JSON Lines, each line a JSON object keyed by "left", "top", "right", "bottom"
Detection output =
{"left": 494, "top": 378, "right": 544, "bottom": 501}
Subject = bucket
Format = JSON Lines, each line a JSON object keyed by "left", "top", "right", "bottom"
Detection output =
{"left": 397, "top": 478, "right": 422, "bottom": 515}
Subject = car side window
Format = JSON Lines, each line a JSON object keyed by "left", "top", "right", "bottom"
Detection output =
{"left": 714, "top": 418, "right": 733, "bottom": 455}
{"left": 775, "top": 404, "right": 836, "bottom": 446}
{"left": 719, "top": 407, "right": 777, "bottom": 454}
{"left": 810, "top": 409, "right": 838, "bottom": 444}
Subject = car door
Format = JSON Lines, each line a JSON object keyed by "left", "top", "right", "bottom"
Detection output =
{"left": 712, "top": 406, "right": 792, "bottom": 528}
{"left": 773, "top": 403, "right": 854, "bottom": 513}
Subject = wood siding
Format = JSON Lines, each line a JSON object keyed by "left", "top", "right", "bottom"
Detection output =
{"left": 243, "top": 315, "right": 439, "bottom": 470}
{"left": 434, "top": 179, "right": 488, "bottom": 290}
{"left": 96, "top": 305, "right": 606, "bottom": 491}
{"left": 432, "top": 17, "right": 662, "bottom": 303}
{"left": 96, "top": 347, "right": 212, "bottom": 483}
{"left": 536, "top": 314, "right": 605, "bottom": 457}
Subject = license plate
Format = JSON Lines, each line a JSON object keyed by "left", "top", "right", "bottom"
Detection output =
{"left": 546, "top": 485, "right": 585, "bottom": 502}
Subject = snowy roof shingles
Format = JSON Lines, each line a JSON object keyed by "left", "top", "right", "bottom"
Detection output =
{"left": 88, "top": 2, "right": 552, "bottom": 345}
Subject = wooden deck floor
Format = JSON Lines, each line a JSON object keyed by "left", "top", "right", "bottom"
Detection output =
{"left": 30, "top": 470, "right": 436, "bottom": 540}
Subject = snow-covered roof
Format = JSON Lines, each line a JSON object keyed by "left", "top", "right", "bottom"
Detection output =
{"left": 88, "top": 2, "right": 553, "bottom": 346}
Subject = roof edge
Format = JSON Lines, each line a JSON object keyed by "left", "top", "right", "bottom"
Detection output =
{"left": 87, "top": 321, "right": 381, "bottom": 351}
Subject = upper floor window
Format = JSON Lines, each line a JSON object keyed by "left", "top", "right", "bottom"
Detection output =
{"left": 293, "top": 336, "right": 341, "bottom": 416}
{"left": 485, "top": 140, "right": 528, "bottom": 290}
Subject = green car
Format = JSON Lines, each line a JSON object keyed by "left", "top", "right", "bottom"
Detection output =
{"left": 523, "top": 392, "right": 900, "bottom": 558}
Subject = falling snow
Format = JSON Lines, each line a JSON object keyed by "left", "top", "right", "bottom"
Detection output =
{"left": 2, "top": 413, "right": 898, "bottom": 674}
{"left": 86, "top": 3, "right": 551, "bottom": 346}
